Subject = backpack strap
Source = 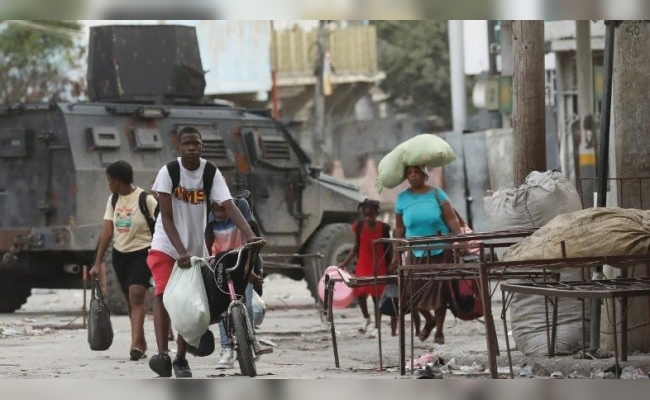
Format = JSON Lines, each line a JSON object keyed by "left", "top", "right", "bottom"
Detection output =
{"left": 167, "top": 159, "right": 218, "bottom": 220}
{"left": 110, "top": 193, "right": 118, "bottom": 210}
{"left": 166, "top": 160, "right": 181, "bottom": 195}
{"left": 202, "top": 161, "right": 217, "bottom": 216}
{"left": 138, "top": 191, "right": 156, "bottom": 235}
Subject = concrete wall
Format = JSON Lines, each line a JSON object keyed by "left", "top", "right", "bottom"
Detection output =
{"left": 612, "top": 21, "right": 650, "bottom": 208}
{"left": 601, "top": 20, "right": 650, "bottom": 353}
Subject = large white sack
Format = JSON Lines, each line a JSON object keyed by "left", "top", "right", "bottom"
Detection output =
{"left": 483, "top": 170, "right": 582, "bottom": 230}
{"left": 503, "top": 208, "right": 650, "bottom": 260}
{"left": 483, "top": 170, "right": 585, "bottom": 356}
{"left": 503, "top": 207, "right": 650, "bottom": 355}
{"left": 507, "top": 265, "right": 586, "bottom": 356}
{"left": 163, "top": 257, "right": 211, "bottom": 348}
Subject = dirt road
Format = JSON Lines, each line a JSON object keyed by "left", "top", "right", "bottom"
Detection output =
{"left": 2, "top": 275, "right": 649, "bottom": 379}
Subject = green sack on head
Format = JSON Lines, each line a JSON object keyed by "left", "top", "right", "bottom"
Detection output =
{"left": 375, "top": 146, "right": 406, "bottom": 192}
{"left": 375, "top": 134, "right": 456, "bottom": 193}
{"left": 399, "top": 134, "right": 456, "bottom": 168}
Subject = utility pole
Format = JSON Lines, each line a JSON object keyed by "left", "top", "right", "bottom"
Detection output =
{"left": 512, "top": 21, "right": 546, "bottom": 185}
{"left": 500, "top": 20, "right": 514, "bottom": 128}
{"left": 576, "top": 20, "right": 595, "bottom": 207}
{"left": 448, "top": 20, "right": 467, "bottom": 132}
{"left": 313, "top": 20, "right": 327, "bottom": 166}
{"left": 487, "top": 20, "right": 502, "bottom": 129}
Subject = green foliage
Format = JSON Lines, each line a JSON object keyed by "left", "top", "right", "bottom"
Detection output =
{"left": 372, "top": 21, "right": 451, "bottom": 126}
{"left": 0, "top": 20, "right": 85, "bottom": 104}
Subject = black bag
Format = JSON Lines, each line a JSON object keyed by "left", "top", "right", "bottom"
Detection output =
{"left": 186, "top": 329, "right": 215, "bottom": 357}
{"left": 87, "top": 279, "right": 114, "bottom": 351}
{"left": 201, "top": 250, "right": 250, "bottom": 320}
{"left": 378, "top": 283, "right": 399, "bottom": 317}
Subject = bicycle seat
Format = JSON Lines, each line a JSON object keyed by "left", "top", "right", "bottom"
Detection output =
{"left": 232, "top": 189, "right": 251, "bottom": 199}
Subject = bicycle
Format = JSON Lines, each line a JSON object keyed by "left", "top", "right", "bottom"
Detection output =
{"left": 199, "top": 238, "right": 267, "bottom": 377}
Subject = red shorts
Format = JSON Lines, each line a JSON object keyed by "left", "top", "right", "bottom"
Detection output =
{"left": 147, "top": 250, "right": 176, "bottom": 296}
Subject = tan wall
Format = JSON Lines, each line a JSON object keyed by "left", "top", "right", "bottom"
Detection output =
{"left": 272, "top": 26, "right": 378, "bottom": 77}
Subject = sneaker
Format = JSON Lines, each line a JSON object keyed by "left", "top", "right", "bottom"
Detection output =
{"left": 149, "top": 352, "right": 172, "bottom": 377}
{"left": 172, "top": 357, "right": 192, "bottom": 378}
{"left": 215, "top": 349, "right": 235, "bottom": 370}
{"left": 358, "top": 317, "right": 371, "bottom": 334}
{"left": 366, "top": 328, "right": 378, "bottom": 339}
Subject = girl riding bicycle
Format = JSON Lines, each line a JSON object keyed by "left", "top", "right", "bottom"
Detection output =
{"left": 206, "top": 197, "right": 264, "bottom": 369}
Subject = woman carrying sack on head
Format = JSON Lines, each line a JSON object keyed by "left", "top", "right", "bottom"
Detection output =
{"left": 338, "top": 199, "right": 393, "bottom": 336}
{"left": 390, "top": 165, "right": 462, "bottom": 345}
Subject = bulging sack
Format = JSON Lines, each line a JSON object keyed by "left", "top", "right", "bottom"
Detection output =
{"left": 375, "top": 146, "right": 406, "bottom": 192}
{"left": 87, "top": 278, "right": 114, "bottom": 351}
{"left": 163, "top": 257, "right": 211, "bottom": 348}
{"left": 399, "top": 134, "right": 456, "bottom": 168}
{"left": 375, "top": 134, "right": 455, "bottom": 193}
{"left": 483, "top": 171, "right": 586, "bottom": 356}
{"left": 483, "top": 170, "right": 582, "bottom": 230}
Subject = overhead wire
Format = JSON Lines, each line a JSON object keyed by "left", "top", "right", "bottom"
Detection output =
{"left": 5, "top": 20, "right": 83, "bottom": 40}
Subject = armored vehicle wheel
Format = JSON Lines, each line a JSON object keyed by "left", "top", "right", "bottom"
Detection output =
{"left": 0, "top": 283, "right": 31, "bottom": 313}
{"left": 303, "top": 223, "right": 355, "bottom": 298}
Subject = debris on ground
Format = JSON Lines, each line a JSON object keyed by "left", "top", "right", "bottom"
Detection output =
{"left": 405, "top": 352, "right": 445, "bottom": 371}
{"left": 573, "top": 348, "right": 612, "bottom": 359}
{"left": 620, "top": 366, "right": 648, "bottom": 379}
{"left": 258, "top": 338, "right": 279, "bottom": 347}
{"left": 518, "top": 363, "right": 550, "bottom": 378}
{"left": 590, "top": 369, "right": 617, "bottom": 379}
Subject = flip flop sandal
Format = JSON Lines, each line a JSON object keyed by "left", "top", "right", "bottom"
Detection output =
{"left": 130, "top": 348, "right": 147, "bottom": 361}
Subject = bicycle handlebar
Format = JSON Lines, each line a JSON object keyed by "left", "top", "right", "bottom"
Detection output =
{"left": 203, "top": 237, "right": 266, "bottom": 274}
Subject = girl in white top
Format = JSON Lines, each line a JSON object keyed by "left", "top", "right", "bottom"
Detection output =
{"left": 90, "top": 160, "right": 157, "bottom": 362}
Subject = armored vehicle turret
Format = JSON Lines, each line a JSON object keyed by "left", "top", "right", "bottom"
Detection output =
{"left": 0, "top": 25, "right": 363, "bottom": 313}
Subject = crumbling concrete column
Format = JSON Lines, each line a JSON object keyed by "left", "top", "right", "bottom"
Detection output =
{"left": 602, "top": 20, "right": 650, "bottom": 353}
{"left": 612, "top": 21, "right": 650, "bottom": 208}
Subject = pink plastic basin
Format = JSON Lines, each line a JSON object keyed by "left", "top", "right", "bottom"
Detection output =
{"left": 317, "top": 266, "right": 355, "bottom": 309}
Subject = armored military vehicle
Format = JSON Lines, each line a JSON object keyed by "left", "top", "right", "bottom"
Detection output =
{"left": 0, "top": 25, "right": 363, "bottom": 313}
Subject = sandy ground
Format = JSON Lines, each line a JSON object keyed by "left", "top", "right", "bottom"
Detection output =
{"left": 1, "top": 275, "right": 650, "bottom": 379}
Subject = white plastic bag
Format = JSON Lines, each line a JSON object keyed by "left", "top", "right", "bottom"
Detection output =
{"left": 252, "top": 291, "right": 266, "bottom": 327}
{"left": 163, "top": 256, "right": 210, "bottom": 348}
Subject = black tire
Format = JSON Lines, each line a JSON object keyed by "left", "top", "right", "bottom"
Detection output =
{"left": 231, "top": 303, "right": 256, "bottom": 377}
{"left": 0, "top": 283, "right": 31, "bottom": 313}
{"left": 303, "top": 223, "right": 355, "bottom": 298}
{"left": 102, "top": 245, "right": 129, "bottom": 315}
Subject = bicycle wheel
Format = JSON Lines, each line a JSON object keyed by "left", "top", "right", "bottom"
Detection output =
{"left": 231, "top": 302, "right": 257, "bottom": 377}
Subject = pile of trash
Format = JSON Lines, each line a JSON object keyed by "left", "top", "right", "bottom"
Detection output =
{"left": 405, "top": 350, "right": 650, "bottom": 379}
{"left": 407, "top": 352, "right": 489, "bottom": 379}
{"left": 0, "top": 321, "right": 54, "bottom": 338}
